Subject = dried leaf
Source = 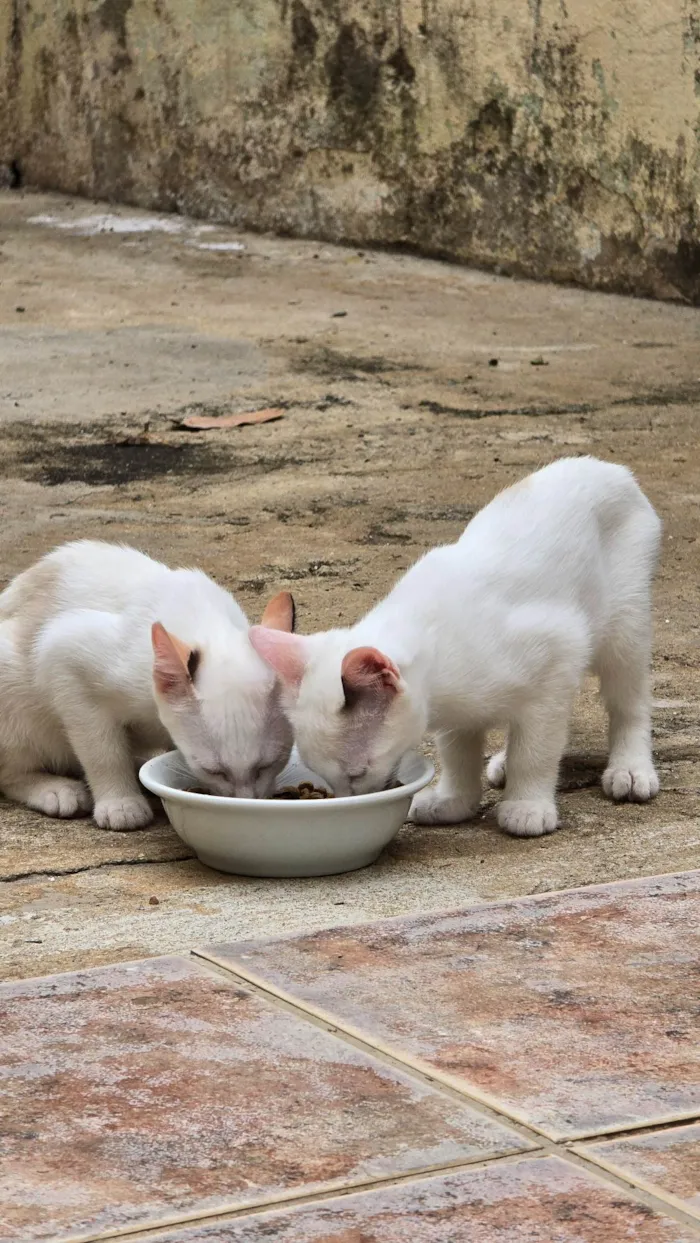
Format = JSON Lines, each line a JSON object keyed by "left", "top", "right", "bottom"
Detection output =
{"left": 180, "top": 408, "right": 285, "bottom": 430}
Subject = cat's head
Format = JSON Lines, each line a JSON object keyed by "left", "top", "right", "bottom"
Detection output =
{"left": 152, "top": 592, "right": 295, "bottom": 798}
{"left": 248, "top": 627, "right": 425, "bottom": 795}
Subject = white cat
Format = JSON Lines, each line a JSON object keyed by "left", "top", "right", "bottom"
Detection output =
{"left": 0, "top": 541, "right": 295, "bottom": 830}
{"left": 250, "top": 458, "right": 661, "bottom": 837}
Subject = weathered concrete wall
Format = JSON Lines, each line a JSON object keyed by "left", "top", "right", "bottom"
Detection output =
{"left": 2, "top": 0, "right": 699, "bottom": 301}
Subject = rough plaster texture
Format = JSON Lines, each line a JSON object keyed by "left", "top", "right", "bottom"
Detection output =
{"left": 1, "top": 0, "right": 699, "bottom": 301}
{"left": 0, "top": 191, "right": 699, "bottom": 984}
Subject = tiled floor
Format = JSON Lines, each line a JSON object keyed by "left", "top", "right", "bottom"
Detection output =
{"left": 206, "top": 871, "right": 700, "bottom": 1140}
{"left": 2, "top": 872, "right": 699, "bottom": 1243}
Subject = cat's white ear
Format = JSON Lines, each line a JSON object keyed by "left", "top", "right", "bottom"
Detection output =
{"left": 260, "top": 591, "right": 296, "bottom": 633}
{"left": 152, "top": 622, "right": 199, "bottom": 699}
{"left": 249, "top": 626, "right": 307, "bottom": 687}
{"left": 341, "top": 647, "right": 401, "bottom": 708}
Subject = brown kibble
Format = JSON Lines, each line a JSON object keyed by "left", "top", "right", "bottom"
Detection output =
{"left": 272, "top": 783, "right": 333, "bottom": 800}
{"left": 186, "top": 783, "right": 334, "bottom": 800}
{"left": 148, "top": 896, "right": 160, "bottom": 906}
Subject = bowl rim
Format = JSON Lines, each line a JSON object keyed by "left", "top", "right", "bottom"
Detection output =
{"left": 139, "top": 750, "right": 434, "bottom": 811}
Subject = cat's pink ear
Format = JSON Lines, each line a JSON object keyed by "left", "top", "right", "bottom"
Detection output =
{"left": 249, "top": 626, "right": 307, "bottom": 687}
{"left": 260, "top": 591, "right": 296, "bottom": 633}
{"left": 341, "top": 647, "right": 401, "bottom": 707}
{"left": 152, "top": 623, "right": 198, "bottom": 699}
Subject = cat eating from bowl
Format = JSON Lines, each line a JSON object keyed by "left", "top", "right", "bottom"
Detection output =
{"left": 251, "top": 458, "right": 660, "bottom": 838}
{"left": 0, "top": 541, "right": 295, "bottom": 830}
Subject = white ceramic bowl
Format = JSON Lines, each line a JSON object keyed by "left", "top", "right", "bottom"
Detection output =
{"left": 139, "top": 748, "right": 434, "bottom": 878}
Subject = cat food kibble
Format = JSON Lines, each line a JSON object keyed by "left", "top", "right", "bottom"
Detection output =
{"left": 273, "top": 781, "right": 334, "bottom": 800}
{"left": 185, "top": 780, "right": 333, "bottom": 800}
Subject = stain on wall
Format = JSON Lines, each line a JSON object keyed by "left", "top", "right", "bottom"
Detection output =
{"left": 1, "top": 0, "right": 699, "bottom": 301}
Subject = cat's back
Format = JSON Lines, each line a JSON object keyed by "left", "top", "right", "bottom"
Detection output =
{"left": 462, "top": 457, "right": 653, "bottom": 551}
{"left": 0, "top": 543, "right": 171, "bottom": 663}
{"left": 1, "top": 541, "right": 166, "bottom": 617}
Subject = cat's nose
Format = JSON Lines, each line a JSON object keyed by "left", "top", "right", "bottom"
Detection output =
{"left": 235, "top": 783, "right": 255, "bottom": 799}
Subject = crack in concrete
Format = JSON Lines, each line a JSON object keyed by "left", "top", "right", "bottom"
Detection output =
{"left": 2, "top": 853, "right": 193, "bottom": 884}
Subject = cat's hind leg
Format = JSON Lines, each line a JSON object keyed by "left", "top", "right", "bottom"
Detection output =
{"left": 0, "top": 619, "right": 91, "bottom": 818}
{"left": 38, "top": 610, "right": 153, "bottom": 831}
{"left": 597, "top": 629, "right": 658, "bottom": 802}
{"left": 495, "top": 607, "right": 588, "bottom": 838}
{"left": 597, "top": 508, "right": 659, "bottom": 803}
{"left": 1, "top": 772, "right": 92, "bottom": 817}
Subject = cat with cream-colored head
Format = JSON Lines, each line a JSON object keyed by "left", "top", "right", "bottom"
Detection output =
{"left": 251, "top": 458, "right": 661, "bottom": 837}
{"left": 0, "top": 541, "right": 295, "bottom": 830}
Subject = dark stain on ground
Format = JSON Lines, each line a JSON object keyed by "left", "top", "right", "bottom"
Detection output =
{"left": 5, "top": 422, "right": 239, "bottom": 487}
{"left": 7, "top": 415, "right": 338, "bottom": 488}
{"left": 26, "top": 440, "right": 232, "bottom": 487}
{"left": 263, "top": 558, "right": 358, "bottom": 580}
{"left": 238, "top": 578, "right": 268, "bottom": 594}
{"left": 417, "top": 380, "right": 700, "bottom": 422}
{"left": 610, "top": 379, "right": 700, "bottom": 409}
{"left": 558, "top": 754, "right": 606, "bottom": 792}
{"left": 388, "top": 503, "right": 475, "bottom": 524}
{"left": 417, "top": 399, "right": 594, "bottom": 419}
{"left": 297, "top": 346, "right": 417, "bottom": 379}
{"left": 361, "top": 524, "right": 413, "bottom": 545}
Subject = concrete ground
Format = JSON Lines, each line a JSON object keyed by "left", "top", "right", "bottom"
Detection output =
{"left": 0, "top": 189, "right": 699, "bottom": 983}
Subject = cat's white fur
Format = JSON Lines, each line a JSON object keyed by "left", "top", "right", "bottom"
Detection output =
{"left": 0, "top": 541, "right": 295, "bottom": 830}
{"left": 250, "top": 458, "right": 661, "bottom": 837}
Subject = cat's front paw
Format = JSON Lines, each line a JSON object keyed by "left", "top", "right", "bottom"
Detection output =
{"left": 409, "top": 788, "right": 480, "bottom": 826}
{"left": 497, "top": 799, "right": 559, "bottom": 838}
{"left": 27, "top": 778, "right": 92, "bottom": 819}
{"left": 486, "top": 750, "right": 507, "bottom": 788}
{"left": 94, "top": 795, "right": 153, "bottom": 831}
{"left": 602, "top": 762, "right": 659, "bottom": 802}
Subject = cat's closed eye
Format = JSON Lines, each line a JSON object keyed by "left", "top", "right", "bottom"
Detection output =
{"left": 202, "top": 765, "right": 228, "bottom": 780}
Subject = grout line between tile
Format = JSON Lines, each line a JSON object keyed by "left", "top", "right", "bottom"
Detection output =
{"left": 569, "top": 1143, "right": 700, "bottom": 1225}
{"left": 568, "top": 1110, "right": 700, "bottom": 1143}
{"left": 48, "top": 1150, "right": 546, "bottom": 1243}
